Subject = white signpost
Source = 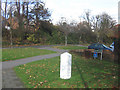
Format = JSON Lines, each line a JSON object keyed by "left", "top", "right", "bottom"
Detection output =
{"left": 94, "top": 49, "right": 103, "bottom": 60}
{"left": 5, "top": 26, "right": 12, "bottom": 46}
{"left": 60, "top": 52, "right": 72, "bottom": 79}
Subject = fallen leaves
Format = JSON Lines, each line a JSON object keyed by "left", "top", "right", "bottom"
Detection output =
{"left": 44, "top": 80, "right": 47, "bottom": 83}
{"left": 94, "top": 84, "right": 96, "bottom": 87}
{"left": 47, "top": 86, "right": 51, "bottom": 88}
{"left": 63, "top": 82, "right": 66, "bottom": 85}
{"left": 34, "top": 85, "right": 38, "bottom": 88}
{"left": 98, "top": 84, "right": 103, "bottom": 87}
{"left": 98, "top": 79, "right": 101, "bottom": 82}
{"left": 39, "top": 82, "right": 44, "bottom": 86}
{"left": 25, "top": 69, "right": 30, "bottom": 74}
{"left": 40, "top": 74, "right": 44, "bottom": 76}
{"left": 94, "top": 75, "right": 96, "bottom": 78}
{"left": 14, "top": 54, "right": 119, "bottom": 88}
{"left": 29, "top": 75, "right": 32, "bottom": 78}
{"left": 40, "top": 82, "right": 43, "bottom": 84}
{"left": 29, "top": 82, "right": 31, "bottom": 84}
{"left": 71, "top": 84, "right": 77, "bottom": 88}
{"left": 32, "top": 80, "right": 48, "bottom": 88}
{"left": 113, "top": 76, "right": 116, "bottom": 79}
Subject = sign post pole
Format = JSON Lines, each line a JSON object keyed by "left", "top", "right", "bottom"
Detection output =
{"left": 100, "top": 52, "right": 102, "bottom": 60}
{"left": 94, "top": 49, "right": 103, "bottom": 60}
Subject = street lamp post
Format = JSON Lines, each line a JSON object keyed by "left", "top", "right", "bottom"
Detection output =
{"left": 5, "top": 26, "right": 12, "bottom": 46}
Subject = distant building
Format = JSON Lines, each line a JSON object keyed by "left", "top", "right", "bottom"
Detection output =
{"left": 3, "top": 16, "right": 27, "bottom": 30}
{"left": 7, "top": 17, "right": 19, "bottom": 29}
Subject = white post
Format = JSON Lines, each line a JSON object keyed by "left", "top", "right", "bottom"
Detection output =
{"left": 60, "top": 52, "right": 72, "bottom": 79}
{"left": 100, "top": 50, "right": 103, "bottom": 60}
{"left": 5, "top": 26, "right": 12, "bottom": 46}
{"left": 100, "top": 52, "right": 102, "bottom": 60}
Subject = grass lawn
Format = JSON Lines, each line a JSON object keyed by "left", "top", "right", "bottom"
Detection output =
{"left": 0, "top": 49, "right": 2, "bottom": 61}
{"left": 2, "top": 47, "right": 56, "bottom": 62}
{"left": 14, "top": 53, "right": 119, "bottom": 88}
{"left": 52, "top": 45, "right": 87, "bottom": 50}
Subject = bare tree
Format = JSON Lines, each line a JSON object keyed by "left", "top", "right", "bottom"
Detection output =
{"left": 82, "top": 10, "right": 92, "bottom": 28}
{"left": 5, "top": 0, "right": 7, "bottom": 25}
{"left": 29, "top": 0, "right": 51, "bottom": 32}
{"left": 58, "top": 17, "right": 72, "bottom": 46}
{"left": 91, "top": 15, "right": 100, "bottom": 42}
{"left": 97, "top": 13, "right": 116, "bottom": 43}
{"left": 89, "top": 12, "right": 116, "bottom": 43}
{"left": 76, "top": 21, "right": 94, "bottom": 44}
{"left": 26, "top": 1, "right": 29, "bottom": 31}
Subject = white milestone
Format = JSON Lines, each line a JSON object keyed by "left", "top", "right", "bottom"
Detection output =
{"left": 60, "top": 52, "right": 72, "bottom": 79}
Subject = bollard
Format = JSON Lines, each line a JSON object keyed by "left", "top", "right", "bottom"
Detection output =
{"left": 60, "top": 52, "right": 72, "bottom": 79}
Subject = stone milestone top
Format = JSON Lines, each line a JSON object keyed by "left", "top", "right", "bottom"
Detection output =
{"left": 61, "top": 52, "right": 72, "bottom": 56}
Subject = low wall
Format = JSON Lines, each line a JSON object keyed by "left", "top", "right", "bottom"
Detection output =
{"left": 70, "top": 49, "right": 114, "bottom": 62}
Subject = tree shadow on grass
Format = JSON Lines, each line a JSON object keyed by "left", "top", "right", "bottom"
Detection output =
{"left": 74, "top": 60, "right": 88, "bottom": 88}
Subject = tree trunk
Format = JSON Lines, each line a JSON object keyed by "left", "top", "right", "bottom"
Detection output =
{"left": 118, "top": 26, "right": 120, "bottom": 88}
{"left": 79, "top": 36, "right": 81, "bottom": 44}
{"left": 118, "top": 28, "right": 120, "bottom": 64}
{"left": 0, "top": 0, "right": 2, "bottom": 47}
{"left": 114, "top": 25, "right": 120, "bottom": 64}
{"left": 10, "top": 7, "right": 13, "bottom": 46}
{"left": 5, "top": 0, "right": 7, "bottom": 25}
{"left": 65, "top": 35, "right": 67, "bottom": 46}
{"left": 26, "top": 2, "right": 29, "bottom": 31}
{"left": 16, "top": 0, "right": 24, "bottom": 40}
{"left": 36, "top": 2, "right": 39, "bottom": 29}
{"left": 114, "top": 39, "right": 118, "bottom": 63}
{"left": 97, "top": 34, "right": 99, "bottom": 43}
{"left": 22, "top": 2, "right": 25, "bottom": 17}
{"left": 16, "top": 0, "right": 20, "bottom": 18}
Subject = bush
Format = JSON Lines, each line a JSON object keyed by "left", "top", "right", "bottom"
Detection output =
{"left": 27, "top": 34, "right": 38, "bottom": 44}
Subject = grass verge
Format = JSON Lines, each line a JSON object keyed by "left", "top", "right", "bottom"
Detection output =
{"left": 14, "top": 53, "right": 119, "bottom": 88}
{"left": 52, "top": 45, "right": 87, "bottom": 50}
{"left": 2, "top": 47, "right": 56, "bottom": 61}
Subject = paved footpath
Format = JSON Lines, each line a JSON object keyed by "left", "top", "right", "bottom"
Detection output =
{"left": 2, "top": 47, "right": 68, "bottom": 88}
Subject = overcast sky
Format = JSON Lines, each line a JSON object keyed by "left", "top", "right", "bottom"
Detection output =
{"left": 1, "top": 0, "right": 120, "bottom": 24}
{"left": 44, "top": 0, "right": 119, "bottom": 24}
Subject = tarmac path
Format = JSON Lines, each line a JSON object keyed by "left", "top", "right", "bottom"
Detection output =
{"left": 2, "top": 46, "right": 68, "bottom": 88}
